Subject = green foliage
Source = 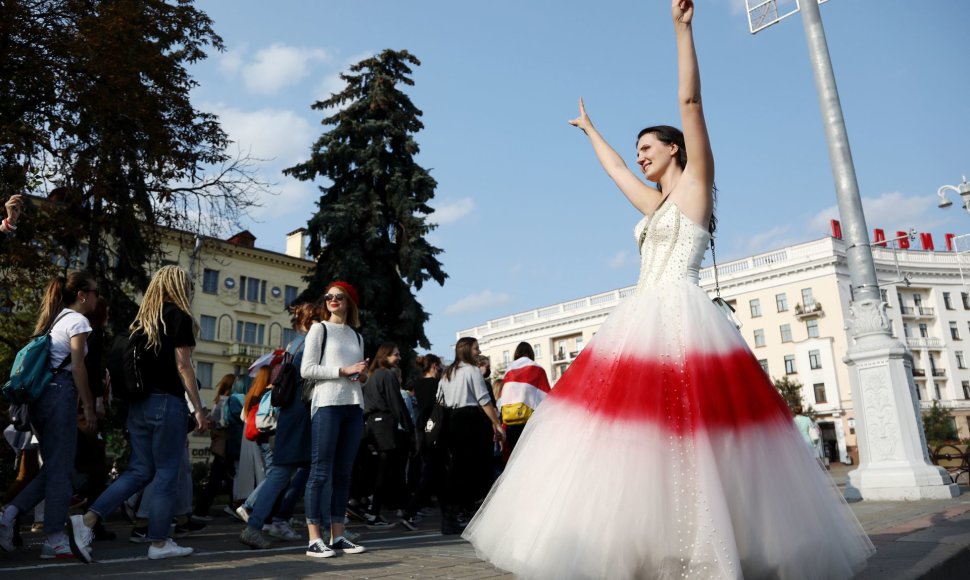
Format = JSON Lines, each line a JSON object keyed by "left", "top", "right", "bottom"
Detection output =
{"left": 922, "top": 400, "right": 958, "bottom": 444}
{"left": 773, "top": 375, "right": 816, "bottom": 419}
{"left": 284, "top": 49, "right": 447, "bottom": 381}
{"left": 0, "top": 0, "right": 261, "bottom": 341}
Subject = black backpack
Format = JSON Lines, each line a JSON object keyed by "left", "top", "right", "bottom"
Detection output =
{"left": 119, "top": 331, "right": 153, "bottom": 402}
{"left": 269, "top": 351, "right": 298, "bottom": 408}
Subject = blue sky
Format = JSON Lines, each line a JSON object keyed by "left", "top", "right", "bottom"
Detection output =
{"left": 188, "top": 0, "right": 970, "bottom": 354}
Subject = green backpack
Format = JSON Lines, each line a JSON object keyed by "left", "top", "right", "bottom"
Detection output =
{"left": 2, "top": 312, "right": 70, "bottom": 404}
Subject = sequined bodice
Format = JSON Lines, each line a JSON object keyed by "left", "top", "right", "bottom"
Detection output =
{"left": 633, "top": 200, "right": 711, "bottom": 288}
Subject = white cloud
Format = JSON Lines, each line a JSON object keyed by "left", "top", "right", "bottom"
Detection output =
{"left": 240, "top": 44, "right": 330, "bottom": 95}
{"left": 444, "top": 290, "right": 511, "bottom": 316}
{"left": 808, "top": 191, "right": 944, "bottom": 235}
{"left": 744, "top": 224, "right": 795, "bottom": 253}
{"left": 609, "top": 250, "right": 629, "bottom": 269}
{"left": 209, "top": 104, "right": 314, "bottom": 165}
{"left": 219, "top": 47, "right": 246, "bottom": 76}
{"left": 431, "top": 198, "right": 475, "bottom": 226}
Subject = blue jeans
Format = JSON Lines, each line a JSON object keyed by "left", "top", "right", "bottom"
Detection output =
{"left": 247, "top": 464, "right": 308, "bottom": 530}
{"left": 243, "top": 441, "right": 273, "bottom": 511}
{"left": 11, "top": 374, "right": 77, "bottom": 535}
{"left": 89, "top": 393, "right": 188, "bottom": 541}
{"left": 137, "top": 448, "right": 191, "bottom": 518}
{"left": 304, "top": 405, "right": 363, "bottom": 526}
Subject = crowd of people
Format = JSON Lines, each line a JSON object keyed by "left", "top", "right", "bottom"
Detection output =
{"left": 0, "top": 263, "right": 552, "bottom": 563}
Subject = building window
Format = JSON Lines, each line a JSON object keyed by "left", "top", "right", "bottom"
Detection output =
{"left": 951, "top": 321, "right": 961, "bottom": 340}
{"left": 881, "top": 289, "right": 889, "bottom": 304}
{"left": 963, "top": 292, "right": 970, "bottom": 310}
{"left": 944, "top": 292, "right": 955, "bottom": 310}
{"left": 196, "top": 362, "right": 213, "bottom": 390}
{"left": 758, "top": 359, "right": 769, "bottom": 375}
{"left": 750, "top": 299, "right": 762, "bottom": 318}
{"left": 809, "top": 349, "right": 822, "bottom": 370}
{"left": 813, "top": 383, "right": 827, "bottom": 404}
{"left": 239, "top": 275, "right": 267, "bottom": 303}
{"left": 282, "top": 327, "right": 298, "bottom": 347}
{"left": 934, "top": 383, "right": 942, "bottom": 400}
{"left": 776, "top": 293, "right": 788, "bottom": 312}
{"left": 503, "top": 351, "right": 510, "bottom": 365}
{"left": 963, "top": 381, "right": 970, "bottom": 399}
{"left": 575, "top": 336, "right": 584, "bottom": 351}
{"left": 202, "top": 269, "right": 219, "bottom": 294}
{"left": 284, "top": 285, "right": 299, "bottom": 307}
{"left": 806, "top": 318, "right": 819, "bottom": 338}
{"left": 200, "top": 315, "right": 217, "bottom": 341}
{"left": 780, "top": 324, "right": 793, "bottom": 343}
{"left": 784, "top": 355, "right": 796, "bottom": 374}
{"left": 903, "top": 324, "right": 912, "bottom": 338}
{"left": 801, "top": 288, "right": 814, "bottom": 307}
{"left": 919, "top": 323, "right": 929, "bottom": 338}
{"left": 236, "top": 321, "right": 265, "bottom": 345}
{"left": 753, "top": 329, "right": 766, "bottom": 348}
{"left": 958, "top": 351, "right": 967, "bottom": 369}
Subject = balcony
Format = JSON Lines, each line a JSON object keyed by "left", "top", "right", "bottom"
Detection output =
{"left": 932, "top": 369, "right": 946, "bottom": 377}
{"left": 794, "top": 301, "right": 823, "bottom": 320}
{"left": 227, "top": 343, "right": 273, "bottom": 365}
{"left": 905, "top": 337, "right": 945, "bottom": 349}
{"left": 912, "top": 368, "right": 926, "bottom": 377}
{"left": 900, "top": 306, "right": 936, "bottom": 318}
{"left": 553, "top": 350, "right": 580, "bottom": 362}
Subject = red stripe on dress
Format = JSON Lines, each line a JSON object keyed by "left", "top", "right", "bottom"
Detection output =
{"left": 549, "top": 346, "right": 791, "bottom": 431}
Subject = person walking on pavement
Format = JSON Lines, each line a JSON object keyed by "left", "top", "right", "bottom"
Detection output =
{"left": 68, "top": 265, "right": 208, "bottom": 562}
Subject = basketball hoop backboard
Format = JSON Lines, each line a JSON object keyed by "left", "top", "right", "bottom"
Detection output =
{"left": 745, "top": 0, "right": 830, "bottom": 34}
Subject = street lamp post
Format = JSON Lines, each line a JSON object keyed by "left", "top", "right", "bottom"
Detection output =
{"left": 745, "top": 0, "right": 957, "bottom": 500}
{"left": 937, "top": 176, "right": 970, "bottom": 214}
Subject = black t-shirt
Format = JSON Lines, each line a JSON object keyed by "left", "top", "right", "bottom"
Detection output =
{"left": 145, "top": 302, "right": 196, "bottom": 397}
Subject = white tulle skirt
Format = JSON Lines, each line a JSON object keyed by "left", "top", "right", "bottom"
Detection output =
{"left": 463, "top": 282, "right": 874, "bottom": 580}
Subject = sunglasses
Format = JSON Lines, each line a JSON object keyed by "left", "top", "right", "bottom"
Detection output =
{"left": 324, "top": 294, "right": 346, "bottom": 303}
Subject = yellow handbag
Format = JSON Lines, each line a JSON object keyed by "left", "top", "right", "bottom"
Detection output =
{"left": 501, "top": 402, "right": 533, "bottom": 426}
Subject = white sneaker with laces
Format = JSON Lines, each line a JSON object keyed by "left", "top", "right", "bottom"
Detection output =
{"left": 67, "top": 515, "right": 94, "bottom": 563}
{"left": 147, "top": 539, "right": 193, "bottom": 560}
{"left": 267, "top": 521, "right": 300, "bottom": 541}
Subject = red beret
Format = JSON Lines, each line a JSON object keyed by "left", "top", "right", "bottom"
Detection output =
{"left": 327, "top": 280, "right": 359, "bottom": 307}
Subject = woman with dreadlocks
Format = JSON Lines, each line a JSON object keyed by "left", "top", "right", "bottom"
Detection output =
{"left": 68, "top": 266, "right": 208, "bottom": 562}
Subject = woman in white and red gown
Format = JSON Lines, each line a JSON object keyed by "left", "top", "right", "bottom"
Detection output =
{"left": 462, "top": 2, "right": 874, "bottom": 579}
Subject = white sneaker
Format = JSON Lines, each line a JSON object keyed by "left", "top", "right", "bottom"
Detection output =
{"left": 67, "top": 515, "right": 94, "bottom": 563}
{"left": 147, "top": 539, "right": 193, "bottom": 559}
{"left": 266, "top": 521, "right": 300, "bottom": 541}
{"left": 234, "top": 505, "right": 250, "bottom": 523}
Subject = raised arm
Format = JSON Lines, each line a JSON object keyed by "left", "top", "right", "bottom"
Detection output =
{"left": 674, "top": 0, "right": 714, "bottom": 205}
{"left": 569, "top": 99, "right": 660, "bottom": 215}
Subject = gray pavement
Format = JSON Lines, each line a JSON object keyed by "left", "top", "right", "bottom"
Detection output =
{"left": 0, "top": 464, "right": 968, "bottom": 579}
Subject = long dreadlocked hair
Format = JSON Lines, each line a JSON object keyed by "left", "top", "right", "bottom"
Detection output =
{"left": 130, "top": 265, "right": 198, "bottom": 351}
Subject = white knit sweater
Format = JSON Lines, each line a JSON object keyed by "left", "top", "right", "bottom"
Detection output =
{"left": 300, "top": 321, "right": 365, "bottom": 413}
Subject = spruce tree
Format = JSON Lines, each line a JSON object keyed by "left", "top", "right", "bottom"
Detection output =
{"left": 284, "top": 49, "right": 447, "bottom": 378}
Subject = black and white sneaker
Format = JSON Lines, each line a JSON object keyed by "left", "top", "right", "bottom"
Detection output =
{"left": 329, "top": 535, "right": 366, "bottom": 554}
{"left": 305, "top": 539, "right": 335, "bottom": 558}
{"left": 129, "top": 526, "right": 151, "bottom": 543}
{"left": 365, "top": 515, "right": 394, "bottom": 530}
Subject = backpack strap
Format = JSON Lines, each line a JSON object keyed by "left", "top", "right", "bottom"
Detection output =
{"left": 48, "top": 310, "right": 75, "bottom": 375}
